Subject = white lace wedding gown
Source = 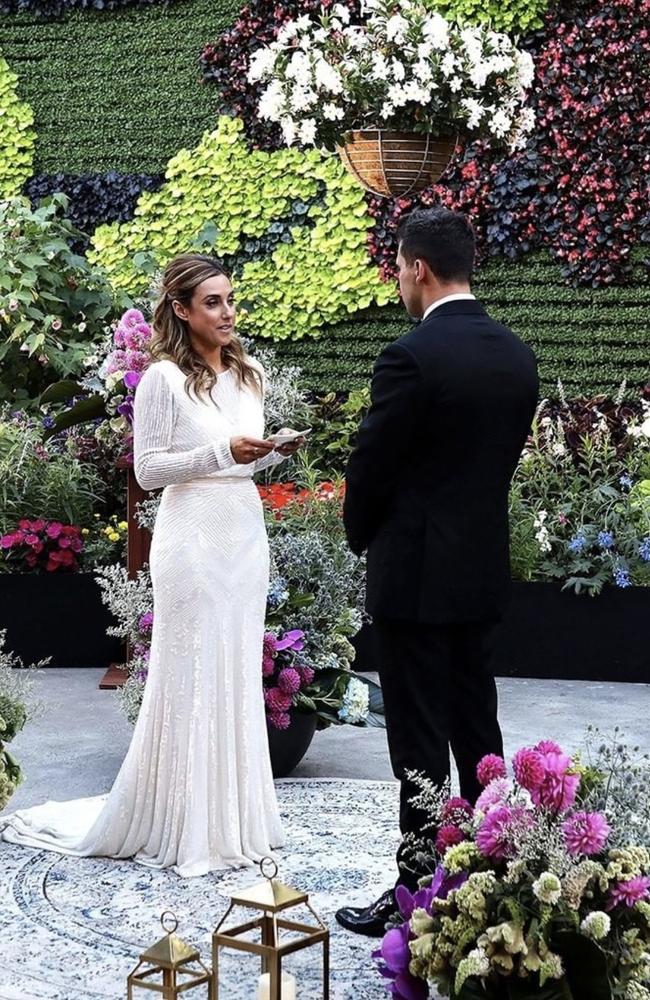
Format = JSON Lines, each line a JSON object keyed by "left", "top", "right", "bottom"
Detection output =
{"left": 0, "top": 358, "right": 286, "bottom": 877}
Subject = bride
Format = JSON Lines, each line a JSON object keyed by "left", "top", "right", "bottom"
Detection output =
{"left": 0, "top": 253, "right": 305, "bottom": 877}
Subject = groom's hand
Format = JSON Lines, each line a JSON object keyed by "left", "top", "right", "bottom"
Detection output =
{"left": 230, "top": 436, "right": 275, "bottom": 465}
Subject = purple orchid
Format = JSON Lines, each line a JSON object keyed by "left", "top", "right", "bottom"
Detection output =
{"left": 275, "top": 629, "right": 305, "bottom": 652}
{"left": 123, "top": 370, "right": 142, "bottom": 390}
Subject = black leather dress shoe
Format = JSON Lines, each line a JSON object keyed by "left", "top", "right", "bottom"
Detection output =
{"left": 335, "top": 888, "right": 396, "bottom": 937}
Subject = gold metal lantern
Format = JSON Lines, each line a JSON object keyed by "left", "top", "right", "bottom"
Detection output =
{"left": 212, "top": 857, "right": 330, "bottom": 999}
{"left": 337, "top": 129, "right": 458, "bottom": 197}
{"left": 127, "top": 911, "right": 214, "bottom": 999}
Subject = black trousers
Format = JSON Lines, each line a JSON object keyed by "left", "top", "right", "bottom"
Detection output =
{"left": 374, "top": 618, "right": 504, "bottom": 891}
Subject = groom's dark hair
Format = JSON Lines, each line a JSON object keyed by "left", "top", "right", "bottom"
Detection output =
{"left": 397, "top": 207, "right": 475, "bottom": 282}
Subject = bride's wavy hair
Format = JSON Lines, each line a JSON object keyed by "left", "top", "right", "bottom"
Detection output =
{"left": 149, "top": 253, "right": 262, "bottom": 402}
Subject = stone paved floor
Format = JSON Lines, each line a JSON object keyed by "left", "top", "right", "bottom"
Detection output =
{"left": 3, "top": 668, "right": 649, "bottom": 813}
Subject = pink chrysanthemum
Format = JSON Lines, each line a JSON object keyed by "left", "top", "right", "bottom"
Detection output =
{"left": 535, "top": 739, "right": 563, "bottom": 755}
{"left": 476, "top": 805, "right": 516, "bottom": 860}
{"left": 278, "top": 667, "right": 301, "bottom": 695}
{"left": 264, "top": 687, "right": 292, "bottom": 713}
{"left": 530, "top": 751, "right": 580, "bottom": 813}
{"left": 476, "top": 753, "right": 508, "bottom": 788}
{"left": 120, "top": 308, "right": 146, "bottom": 329}
{"left": 513, "top": 747, "right": 546, "bottom": 791}
{"left": 607, "top": 876, "right": 650, "bottom": 910}
{"left": 562, "top": 811, "right": 610, "bottom": 857}
{"left": 476, "top": 754, "right": 507, "bottom": 786}
{"left": 435, "top": 825, "right": 465, "bottom": 854}
{"left": 475, "top": 778, "right": 511, "bottom": 815}
{"left": 441, "top": 797, "right": 474, "bottom": 824}
{"left": 268, "top": 711, "right": 291, "bottom": 730}
{"left": 263, "top": 633, "right": 278, "bottom": 658}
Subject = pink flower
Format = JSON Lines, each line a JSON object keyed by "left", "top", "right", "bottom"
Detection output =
{"left": 441, "top": 797, "right": 474, "bottom": 824}
{"left": 607, "top": 876, "right": 650, "bottom": 910}
{"left": 562, "top": 811, "right": 610, "bottom": 856}
{"left": 475, "top": 778, "right": 511, "bottom": 815}
{"left": 535, "top": 740, "right": 563, "bottom": 754}
{"left": 120, "top": 308, "right": 145, "bottom": 329}
{"left": 264, "top": 687, "right": 293, "bottom": 713}
{"left": 476, "top": 805, "right": 516, "bottom": 860}
{"left": 263, "top": 633, "right": 278, "bottom": 658}
{"left": 275, "top": 629, "right": 305, "bottom": 652}
{"left": 1, "top": 533, "right": 17, "bottom": 549}
{"left": 24, "top": 533, "right": 40, "bottom": 546}
{"left": 513, "top": 747, "right": 545, "bottom": 791}
{"left": 138, "top": 612, "right": 154, "bottom": 632}
{"left": 51, "top": 318, "right": 62, "bottom": 331}
{"left": 435, "top": 825, "right": 465, "bottom": 854}
{"left": 46, "top": 522, "right": 63, "bottom": 539}
{"left": 31, "top": 519, "right": 46, "bottom": 532}
{"left": 268, "top": 711, "right": 291, "bottom": 730}
{"left": 531, "top": 751, "right": 580, "bottom": 813}
{"left": 476, "top": 754, "right": 507, "bottom": 786}
{"left": 278, "top": 667, "right": 301, "bottom": 695}
{"left": 299, "top": 665, "right": 315, "bottom": 685}
{"left": 262, "top": 655, "right": 275, "bottom": 678}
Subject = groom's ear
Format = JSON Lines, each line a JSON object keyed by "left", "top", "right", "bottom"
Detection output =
{"left": 413, "top": 258, "right": 427, "bottom": 284}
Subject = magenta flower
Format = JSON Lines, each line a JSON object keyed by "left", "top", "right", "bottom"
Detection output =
{"left": 1, "top": 533, "right": 16, "bottom": 548}
{"left": 268, "top": 711, "right": 291, "bottom": 730}
{"left": 46, "top": 522, "right": 63, "bottom": 539}
{"left": 124, "top": 371, "right": 142, "bottom": 390}
{"left": 607, "top": 876, "right": 650, "bottom": 910}
{"left": 138, "top": 611, "right": 154, "bottom": 632}
{"left": 530, "top": 751, "right": 580, "bottom": 813}
{"left": 476, "top": 805, "right": 516, "bottom": 860}
{"left": 513, "top": 747, "right": 546, "bottom": 791}
{"left": 477, "top": 754, "right": 507, "bottom": 786}
{"left": 275, "top": 629, "right": 305, "bottom": 652}
{"left": 262, "top": 655, "right": 275, "bottom": 678}
{"left": 435, "top": 824, "right": 465, "bottom": 854}
{"left": 562, "top": 811, "right": 610, "bottom": 856}
{"left": 120, "top": 308, "right": 146, "bottom": 329}
{"left": 475, "top": 777, "right": 511, "bottom": 815}
{"left": 264, "top": 688, "right": 292, "bottom": 713}
{"left": 441, "top": 797, "right": 473, "bottom": 824}
{"left": 535, "top": 739, "right": 563, "bottom": 754}
{"left": 299, "top": 665, "right": 315, "bottom": 685}
{"left": 278, "top": 667, "right": 301, "bottom": 695}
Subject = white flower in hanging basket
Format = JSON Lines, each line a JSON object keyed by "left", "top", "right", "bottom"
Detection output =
{"left": 248, "top": 0, "right": 536, "bottom": 196}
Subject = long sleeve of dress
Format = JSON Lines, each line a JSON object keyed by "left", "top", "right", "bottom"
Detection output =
{"left": 134, "top": 365, "right": 236, "bottom": 491}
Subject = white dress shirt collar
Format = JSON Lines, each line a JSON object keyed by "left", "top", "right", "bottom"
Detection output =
{"left": 422, "top": 293, "right": 476, "bottom": 322}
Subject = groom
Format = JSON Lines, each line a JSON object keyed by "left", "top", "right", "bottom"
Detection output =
{"left": 336, "top": 207, "right": 539, "bottom": 936}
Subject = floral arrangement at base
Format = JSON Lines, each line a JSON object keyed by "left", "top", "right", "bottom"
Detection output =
{"left": 0, "top": 630, "right": 44, "bottom": 811}
{"left": 248, "top": 0, "right": 535, "bottom": 151}
{"left": 0, "top": 518, "right": 84, "bottom": 572}
{"left": 376, "top": 729, "right": 650, "bottom": 1000}
{"left": 509, "top": 386, "right": 650, "bottom": 594}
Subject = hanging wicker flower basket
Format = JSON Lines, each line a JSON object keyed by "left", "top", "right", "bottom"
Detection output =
{"left": 336, "top": 130, "right": 458, "bottom": 198}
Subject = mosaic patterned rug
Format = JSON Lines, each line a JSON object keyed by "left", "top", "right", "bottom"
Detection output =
{"left": 0, "top": 779, "right": 400, "bottom": 1000}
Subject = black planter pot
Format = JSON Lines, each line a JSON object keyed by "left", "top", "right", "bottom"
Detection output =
{"left": 267, "top": 710, "right": 317, "bottom": 778}
{"left": 0, "top": 572, "right": 122, "bottom": 669}
{"left": 351, "top": 582, "right": 650, "bottom": 684}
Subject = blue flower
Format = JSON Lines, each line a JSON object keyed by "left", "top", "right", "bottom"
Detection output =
{"left": 568, "top": 533, "right": 587, "bottom": 554}
{"left": 614, "top": 565, "right": 631, "bottom": 588}
{"left": 41, "top": 415, "right": 55, "bottom": 429}
{"left": 639, "top": 538, "right": 650, "bottom": 563}
{"left": 597, "top": 531, "right": 615, "bottom": 550}
{"left": 267, "top": 577, "right": 289, "bottom": 610}
{"left": 620, "top": 474, "right": 633, "bottom": 489}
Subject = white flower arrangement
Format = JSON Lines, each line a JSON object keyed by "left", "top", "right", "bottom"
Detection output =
{"left": 249, "top": 0, "right": 535, "bottom": 152}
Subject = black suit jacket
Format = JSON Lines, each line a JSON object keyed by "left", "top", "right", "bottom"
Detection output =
{"left": 343, "top": 300, "right": 539, "bottom": 624}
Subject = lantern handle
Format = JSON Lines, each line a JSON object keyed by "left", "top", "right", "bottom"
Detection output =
{"left": 161, "top": 910, "right": 179, "bottom": 934}
{"left": 260, "top": 856, "right": 278, "bottom": 881}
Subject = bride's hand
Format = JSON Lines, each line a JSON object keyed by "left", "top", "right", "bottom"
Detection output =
{"left": 230, "top": 436, "right": 275, "bottom": 465}
{"left": 275, "top": 428, "right": 307, "bottom": 457}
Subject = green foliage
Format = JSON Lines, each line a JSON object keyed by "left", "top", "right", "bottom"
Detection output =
{"left": 425, "top": 0, "right": 553, "bottom": 33}
{"left": 0, "top": 195, "right": 127, "bottom": 405}
{"left": 0, "top": 629, "right": 42, "bottom": 811}
{"left": 0, "top": 0, "right": 241, "bottom": 175}
{"left": 0, "top": 414, "right": 106, "bottom": 538}
{"left": 269, "top": 254, "right": 650, "bottom": 396}
{"left": 0, "top": 52, "right": 34, "bottom": 197}
{"left": 89, "top": 115, "right": 393, "bottom": 339}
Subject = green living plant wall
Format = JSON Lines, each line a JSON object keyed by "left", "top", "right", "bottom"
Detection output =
{"left": 89, "top": 115, "right": 394, "bottom": 338}
{"left": 0, "top": 0, "right": 241, "bottom": 175}
{"left": 423, "top": 0, "right": 552, "bottom": 32}
{"left": 0, "top": 53, "right": 34, "bottom": 197}
{"left": 268, "top": 253, "right": 650, "bottom": 397}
